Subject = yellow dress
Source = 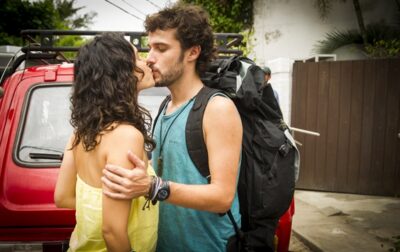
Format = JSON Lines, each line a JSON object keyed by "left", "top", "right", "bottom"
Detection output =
{"left": 68, "top": 166, "right": 158, "bottom": 252}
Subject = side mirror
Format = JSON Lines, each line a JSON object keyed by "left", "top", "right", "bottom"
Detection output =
{"left": 0, "top": 87, "right": 3, "bottom": 99}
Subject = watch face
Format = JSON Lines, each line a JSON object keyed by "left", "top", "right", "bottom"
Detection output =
{"left": 158, "top": 189, "right": 169, "bottom": 200}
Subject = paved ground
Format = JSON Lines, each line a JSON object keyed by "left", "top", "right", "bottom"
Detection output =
{"left": 292, "top": 190, "right": 400, "bottom": 252}
{"left": 289, "top": 232, "right": 313, "bottom": 252}
{"left": 2, "top": 190, "right": 399, "bottom": 252}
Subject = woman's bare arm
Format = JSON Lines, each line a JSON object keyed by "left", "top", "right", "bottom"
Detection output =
{"left": 102, "top": 96, "right": 242, "bottom": 213}
{"left": 54, "top": 135, "right": 77, "bottom": 209}
{"left": 102, "top": 125, "right": 145, "bottom": 252}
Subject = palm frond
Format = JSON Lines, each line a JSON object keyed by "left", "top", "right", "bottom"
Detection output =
{"left": 314, "top": 22, "right": 400, "bottom": 54}
{"left": 313, "top": 30, "right": 362, "bottom": 54}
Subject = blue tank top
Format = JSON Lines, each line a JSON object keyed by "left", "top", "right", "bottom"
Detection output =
{"left": 152, "top": 96, "right": 241, "bottom": 252}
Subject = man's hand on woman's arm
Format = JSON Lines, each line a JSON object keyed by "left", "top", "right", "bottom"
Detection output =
{"left": 101, "top": 97, "right": 242, "bottom": 214}
{"left": 101, "top": 151, "right": 151, "bottom": 200}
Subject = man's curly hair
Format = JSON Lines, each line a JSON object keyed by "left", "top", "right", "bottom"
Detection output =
{"left": 71, "top": 32, "right": 155, "bottom": 151}
{"left": 144, "top": 3, "right": 216, "bottom": 74}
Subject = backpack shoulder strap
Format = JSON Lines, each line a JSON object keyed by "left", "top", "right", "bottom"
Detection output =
{"left": 186, "top": 86, "right": 221, "bottom": 180}
{"left": 151, "top": 95, "right": 171, "bottom": 137}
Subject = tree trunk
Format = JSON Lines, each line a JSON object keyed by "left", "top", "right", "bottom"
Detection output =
{"left": 352, "top": 0, "right": 368, "bottom": 45}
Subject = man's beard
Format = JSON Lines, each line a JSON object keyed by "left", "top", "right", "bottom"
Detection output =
{"left": 155, "top": 62, "right": 184, "bottom": 87}
{"left": 155, "top": 53, "right": 185, "bottom": 87}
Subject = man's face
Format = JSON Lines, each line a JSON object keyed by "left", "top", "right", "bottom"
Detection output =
{"left": 264, "top": 73, "right": 271, "bottom": 82}
{"left": 147, "top": 29, "right": 185, "bottom": 87}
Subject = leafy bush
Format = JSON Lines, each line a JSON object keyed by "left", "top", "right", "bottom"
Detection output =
{"left": 0, "top": 0, "right": 96, "bottom": 46}
{"left": 314, "top": 22, "right": 400, "bottom": 58}
{"left": 314, "top": 29, "right": 362, "bottom": 54}
{"left": 389, "top": 235, "right": 400, "bottom": 252}
{"left": 182, "top": 0, "right": 253, "bottom": 33}
{"left": 182, "top": 0, "right": 254, "bottom": 56}
{"left": 365, "top": 39, "right": 400, "bottom": 58}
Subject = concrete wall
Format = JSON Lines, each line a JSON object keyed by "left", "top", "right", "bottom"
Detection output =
{"left": 251, "top": 0, "right": 397, "bottom": 124}
{"left": 252, "top": 0, "right": 398, "bottom": 63}
{"left": 266, "top": 58, "right": 294, "bottom": 125}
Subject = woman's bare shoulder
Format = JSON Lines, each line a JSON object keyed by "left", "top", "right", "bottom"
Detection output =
{"left": 103, "top": 123, "right": 143, "bottom": 142}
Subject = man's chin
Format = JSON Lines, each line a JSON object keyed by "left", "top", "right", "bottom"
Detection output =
{"left": 155, "top": 79, "right": 171, "bottom": 87}
{"left": 155, "top": 82, "right": 167, "bottom": 87}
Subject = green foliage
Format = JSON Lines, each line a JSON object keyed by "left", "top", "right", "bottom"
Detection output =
{"left": 389, "top": 235, "right": 400, "bottom": 252}
{"left": 54, "top": 0, "right": 96, "bottom": 30}
{"left": 0, "top": 0, "right": 55, "bottom": 45}
{"left": 366, "top": 39, "right": 400, "bottom": 58}
{"left": 181, "top": 0, "right": 254, "bottom": 33}
{"left": 240, "top": 28, "right": 255, "bottom": 58}
{"left": 314, "top": 23, "right": 400, "bottom": 58}
{"left": 313, "top": 0, "right": 400, "bottom": 58}
{"left": 56, "top": 35, "right": 88, "bottom": 59}
{"left": 314, "top": 29, "right": 362, "bottom": 54}
{"left": 0, "top": 0, "right": 96, "bottom": 46}
{"left": 180, "top": 0, "right": 254, "bottom": 56}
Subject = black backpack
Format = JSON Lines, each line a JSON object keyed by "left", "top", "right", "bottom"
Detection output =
{"left": 154, "top": 56, "right": 300, "bottom": 251}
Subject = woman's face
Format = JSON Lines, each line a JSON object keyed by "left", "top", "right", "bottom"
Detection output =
{"left": 133, "top": 46, "right": 155, "bottom": 91}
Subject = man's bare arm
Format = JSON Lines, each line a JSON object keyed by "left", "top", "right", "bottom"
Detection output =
{"left": 102, "top": 96, "right": 242, "bottom": 213}
{"left": 166, "top": 96, "right": 242, "bottom": 213}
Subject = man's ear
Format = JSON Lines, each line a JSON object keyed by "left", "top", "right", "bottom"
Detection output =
{"left": 186, "top": 45, "right": 201, "bottom": 62}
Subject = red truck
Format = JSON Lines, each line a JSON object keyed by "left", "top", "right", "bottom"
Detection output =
{"left": 0, "top": 30, "right": 294, "bottom": 251}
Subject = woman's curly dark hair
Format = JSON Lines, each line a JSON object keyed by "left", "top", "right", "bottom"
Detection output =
{"left": 144, "top": 2, "right": 216, "bottom": 74}
{"left": 71, "top": 32, "right": 155, "bottom": 152}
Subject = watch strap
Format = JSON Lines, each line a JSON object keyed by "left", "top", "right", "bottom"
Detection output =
{"left": 155, "top": 180, "right": 170, "bottom": 201}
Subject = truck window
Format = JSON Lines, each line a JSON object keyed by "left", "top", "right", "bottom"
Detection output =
{"left": 15, "top": 85, "right": 168, "bottom": 165}
{"left": 17, "top": 85, "right": 72, "bottom": 165}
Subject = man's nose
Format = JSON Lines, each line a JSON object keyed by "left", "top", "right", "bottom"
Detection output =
{"left": 146, "top": 50, "right": 155, "bottom": 65}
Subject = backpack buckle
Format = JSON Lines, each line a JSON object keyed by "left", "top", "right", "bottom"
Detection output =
{"left": 278, "top": 142, "right": 291, "bottom": 157}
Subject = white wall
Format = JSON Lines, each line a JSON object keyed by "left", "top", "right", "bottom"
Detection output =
{"left": 252, "top": 0, "right": 398, "bottom": 63}
{"left": 266, "top": 58, "right": 294, "bottom": 125}
{"left": 251, "top": 0, "right": 397, "bottom": 124}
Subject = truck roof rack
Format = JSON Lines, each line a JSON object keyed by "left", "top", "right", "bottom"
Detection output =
{"left": 0, "top": 29, "right": 243, "bottom": 86}
{"left": 20, "top": 29, "right": 243, "bottom": 54}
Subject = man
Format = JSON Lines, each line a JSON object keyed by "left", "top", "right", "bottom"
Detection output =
{"left": 262, "top": 66, "right": 280, "bottom": 104}
{"left": 101, "top": 3, "right": 243, "bottom": 252}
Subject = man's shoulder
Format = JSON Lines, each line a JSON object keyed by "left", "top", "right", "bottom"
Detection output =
{"left": 203, "top": 94, "right": 241, "bottom": 125}
{"left": 207, "top": 94, "right": 235, "bottom": 111}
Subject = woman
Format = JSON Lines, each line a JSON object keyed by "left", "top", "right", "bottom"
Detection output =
{"left": 54, "top": 32, "right": 158, "bottom": 252}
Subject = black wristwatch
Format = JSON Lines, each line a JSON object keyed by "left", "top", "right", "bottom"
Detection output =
{"left": 156, "top": 180, "right": 170, "bottom": 201}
